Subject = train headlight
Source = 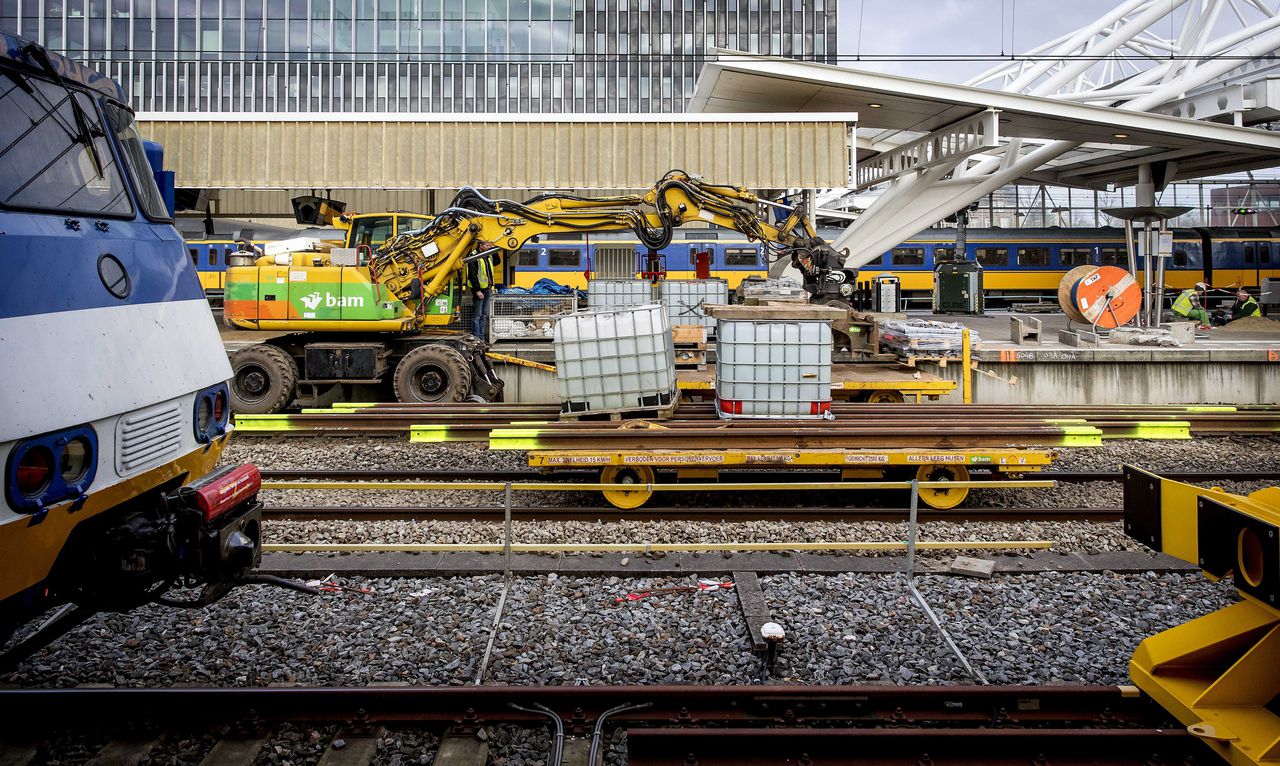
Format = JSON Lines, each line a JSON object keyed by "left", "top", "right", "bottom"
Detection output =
{"left": 59, "top": 437, "right": 92, "bottom": 486}
{"left": 5, "top": 426, "right": 98, "bottom": 514}
{"left": 194, "top": 383, "right": 231, "bottom": 443}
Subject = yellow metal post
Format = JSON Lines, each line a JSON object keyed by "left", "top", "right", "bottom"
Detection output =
{"left": 961, "top": 328, "right": 973, "bottom": 404}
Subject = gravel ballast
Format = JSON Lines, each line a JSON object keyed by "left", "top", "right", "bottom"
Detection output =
{"left": 8, "top": 571, "right": 1236, "bottom": 689}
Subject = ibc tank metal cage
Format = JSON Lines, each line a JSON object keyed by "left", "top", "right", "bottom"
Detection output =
{"left": 490, "top": 294, "right": 579, "bottom": 341}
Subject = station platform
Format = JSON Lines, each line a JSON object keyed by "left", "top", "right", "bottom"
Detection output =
{"left": 915, "top": 310, "right": 1280, "bottom": 405}
{"left": 216, "top": 309, "right": 1279, "bottom": 407}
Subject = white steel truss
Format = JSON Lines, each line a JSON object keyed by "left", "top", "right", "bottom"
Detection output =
{"left": 831, "top": 0, "right": 1280, "bottom": 269}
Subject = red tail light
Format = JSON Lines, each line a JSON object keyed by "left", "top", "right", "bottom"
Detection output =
{"left": 16, "top": 446, "right": 54, "bottom": 496}
{"left": 719, "top": 399, "right": 743, "bottom": 415}
{"left": 810, "top": 401, "right": 831, "bottom": 415}
{"left": 189, "top": 464, "right": 261, "bottom": 522}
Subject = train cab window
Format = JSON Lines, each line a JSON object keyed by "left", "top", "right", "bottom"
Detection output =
{"left": 891, "top": 247, "right": 925, "bottom": 265}
{"left": 1245, "top": 245, "right": 1256, "bottom": 265}
{"left": 1172, "top": 250, "right": 1188, "bottom": 268}
{"left": 1017, "top": 247, "right": 1049, "bottom": 266}
{"left": 1099, "top": 247, "right": 1125, "bottom": 266}
{"left": 724, "top": 247, "right": 758, "bottom": 267}
{"left": 548, "top": 248, "right": 581, "bottom": 267}
{"left": 1059, "top": 248, "right": 1091, "bottom": 267}
{"left": 189, "top": 248, "right": 199, "bottom": 265}
{"left": 933, "top": 247, "right": 958, "bottom": 263}
{"left": 976, "top": 247, "right": 1008, "bottom": 267}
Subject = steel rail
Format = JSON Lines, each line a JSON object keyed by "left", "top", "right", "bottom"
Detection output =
{"left": 260, "top": 504, "right": 1125, "bottom": 522}
{"left": 0, "top": 684, "right": 1165, "bottom": 727}
{"left": 256, "top": 468, "right": 1280, "bottom": 483}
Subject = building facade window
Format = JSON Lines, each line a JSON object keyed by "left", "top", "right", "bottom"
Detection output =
{"left": 4, "top": 0, "right": 835, "bottom": 112}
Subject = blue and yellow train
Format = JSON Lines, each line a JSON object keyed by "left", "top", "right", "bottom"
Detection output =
{"left": 0, "top": 35, "right": 284, "bottom": 665}
{"left": 187, "top": 223, "right": 1280, "bottom": 303}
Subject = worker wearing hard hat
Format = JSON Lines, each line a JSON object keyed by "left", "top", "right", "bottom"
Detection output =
{"left": 1229, "top": 288, "right": 1262, "bottom": 322}
{"left": 1172, "top": 282, "right": 1211, "bottom": 327}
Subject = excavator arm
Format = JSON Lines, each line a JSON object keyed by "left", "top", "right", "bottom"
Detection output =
{"left": 369, "top": 170, "right": 847, "bottom": 326}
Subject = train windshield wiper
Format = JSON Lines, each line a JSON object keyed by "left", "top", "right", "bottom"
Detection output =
{"left": 19, "top": 43, "right": 104, "bottom": 178}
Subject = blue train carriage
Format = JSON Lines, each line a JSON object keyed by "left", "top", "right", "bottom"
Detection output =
{"left": 498, "top": 228, "right": 769, "bottom": 289}
{"left": 0, "top": 34, "right": 292, "bottom": 664}
{"left": 853, "top": 226, "right": 1278, "bottom": 301}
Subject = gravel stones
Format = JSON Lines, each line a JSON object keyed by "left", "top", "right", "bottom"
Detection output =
{"left": 9, "top": 570, "right": 1239, "bottom": 691}
{"left": 6, "top": 577, "right": 499, "bottom": 688}
{"left": 763, "top": 571, "right": 1237, "bottom": 686}
{"left": 485, "top": 575, "right": 755, "bottom": 685}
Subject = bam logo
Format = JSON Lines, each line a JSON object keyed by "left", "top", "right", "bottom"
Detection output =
{"left": 300, "top": 292, "right": 364, "bottom": 310}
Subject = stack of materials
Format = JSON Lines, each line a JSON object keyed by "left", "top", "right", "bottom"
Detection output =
{"left": 587, "top": 278, "right": 652, "bottom": 310}
{"left": 708, "top": 304, "right": 842, "bottom": 419}
{"left": 553, "top": 303, "right": 677, "bottom": 417}
{"left": 880, "top": 319, "right": 982, "bottom": 357}
{"left": 659, "top": 278, "right": 728, "bottom": 334}
{"left": 740, "top": 277, "right": 807, "bottom": 304}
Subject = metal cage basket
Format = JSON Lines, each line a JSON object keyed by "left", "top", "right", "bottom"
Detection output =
{"left": 489, "top": 294, "right": 579, "bottom": 341}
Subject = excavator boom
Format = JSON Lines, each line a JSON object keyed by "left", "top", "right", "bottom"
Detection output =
{"left": 370, "top": 170, "right": 849, "bottom": 326}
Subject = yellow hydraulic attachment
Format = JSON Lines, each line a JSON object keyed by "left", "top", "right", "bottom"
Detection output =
{"left": 371, "top": 169, "right": 844, "bottom": 326}
{"left": 1123, "top": 465, "right": 1280, "bottom": 766}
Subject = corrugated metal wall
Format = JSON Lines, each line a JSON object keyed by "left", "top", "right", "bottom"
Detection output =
{"left": 199, "top": 188, "right": 641, "bottom": 218}
{"left": 139, "top": 118, "right": 851, "bottom": 190}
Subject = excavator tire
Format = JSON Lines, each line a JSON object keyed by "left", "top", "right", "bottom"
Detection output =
{"left": 394, "top": 345, "right": 473, "bottom": 404}
{"left": 229, "top": 344, "right": 298, "bottom": 414}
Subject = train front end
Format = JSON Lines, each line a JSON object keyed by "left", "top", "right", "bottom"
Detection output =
{"left": 0, "top": 34, "right": 272, "bottom": 664}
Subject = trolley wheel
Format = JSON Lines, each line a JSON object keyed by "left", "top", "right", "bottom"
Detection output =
{"left": 599, "top": 465, "right": 655, "bottom": 510}
{"left": 229, "top": 345, "right": 298, "bottom": 414}
{"left": 394, "top": 345, "right": 472, "bottom": 403}
{"left": 866, "top": 390, "right": 905, "bottom": 403}
{"left": 916, "top": 464, "right": 970, "bottom": 510}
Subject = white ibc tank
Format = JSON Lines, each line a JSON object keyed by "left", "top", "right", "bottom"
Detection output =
{"left": 711, "top": 305, "right": 842, "bottom": 420}
{"left": 587, "top": 279, "right": 652, "bottom": 310}
{"left": 554, "top": 303, "right": 677, "bottom": 415}
{"left": 659, "top": 278, "right": 728, "bottom": 333}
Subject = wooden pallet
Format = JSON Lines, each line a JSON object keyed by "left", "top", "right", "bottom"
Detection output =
{"left": 673, "top": 324, "right": 708, "bottom": 370}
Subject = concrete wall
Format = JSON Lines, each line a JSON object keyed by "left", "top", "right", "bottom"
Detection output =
{"left": 922, "top": 360, "right": 1278, "bottom": 405}
{"left": 493, "top": 363, "right": 559, "bottom": 404}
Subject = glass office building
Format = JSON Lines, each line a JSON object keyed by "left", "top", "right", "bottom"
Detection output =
{"left": 1, "top": 0, "right": 836, "bottom": 113}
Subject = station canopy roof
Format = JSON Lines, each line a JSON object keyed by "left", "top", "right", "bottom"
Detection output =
{"left": 689, "top": 52, "right": 1280, "bottom": 189}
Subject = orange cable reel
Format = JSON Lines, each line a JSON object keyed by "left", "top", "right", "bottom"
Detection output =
{"left": 1057, "top": 265, "right": 1141, "bottom": 328}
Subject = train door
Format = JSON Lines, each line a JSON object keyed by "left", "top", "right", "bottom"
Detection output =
{"left": 1252, "top": 240, "right": 1272, "bottom": 289}
{"left": 1190, "top": 229, "right": 1214, "bottom": 287}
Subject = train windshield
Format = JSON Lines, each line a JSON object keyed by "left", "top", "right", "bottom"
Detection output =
{"left": 0, "top": 70, "right": 132, "bottom": 216}
{"left": 105, "top": 104, "right": 170, "bottom": 221}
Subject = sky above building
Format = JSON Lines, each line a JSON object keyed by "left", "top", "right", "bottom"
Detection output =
{"left": 834, "top": 0, "right": 1179, "bottom": 83}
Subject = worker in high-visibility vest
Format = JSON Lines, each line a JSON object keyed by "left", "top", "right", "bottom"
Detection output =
{"left": 1230, "top": 288, "right": 1262, "bottom": 322}
{"left": 1172, "top": 281, "right": 1211, "bottom": 327}
{"left": 467, "top": 247, "right": 496, "bottom": 340}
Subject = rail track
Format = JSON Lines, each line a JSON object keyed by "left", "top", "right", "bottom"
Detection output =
{"left": 261, "top": 503, "right": 1125, "bottom": 522}
{"left": 258, "top": 468, "right": 1280, "bottom": 483}
{"left": 0, "top": 685, "right": 1213, "bottom": 766}
{"left": 234, "top": 402, "right": 1280, "bottom": 443}
{"left": 255, "top": 468, "right": 1277, "bottom": 522}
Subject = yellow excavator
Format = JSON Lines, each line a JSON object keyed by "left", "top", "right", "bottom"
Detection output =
{"left": 224, "top": 170, "right": 846, "bottom": 413}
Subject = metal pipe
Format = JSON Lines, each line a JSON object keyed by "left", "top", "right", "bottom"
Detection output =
{"left": 588, "top": 703, "right": 652, "bottom": 766}
{"left": 509, "top": 703, "right": 564, "bottom": 766}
